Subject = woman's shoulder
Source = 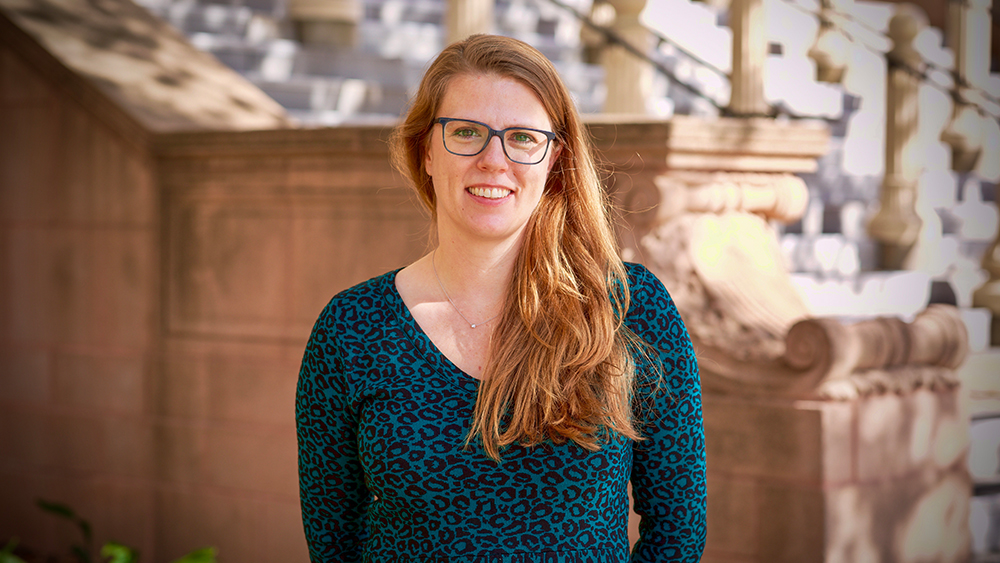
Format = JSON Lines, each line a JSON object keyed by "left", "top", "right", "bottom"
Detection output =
{"left": 311, "top": 269, "right": 402, "bottom": 334}
{"left": 621, "top": 262, "right": 688, "bottom": 340}
{"left": 623, "top": 261, "right": 654, "bottom": 285}
{"left": 623, "top": 262, "right": 672, "bottom": 306}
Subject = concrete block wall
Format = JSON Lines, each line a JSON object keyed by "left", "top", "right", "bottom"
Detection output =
{"left": 0, "top": 39, "right": 160, "bottom": 557}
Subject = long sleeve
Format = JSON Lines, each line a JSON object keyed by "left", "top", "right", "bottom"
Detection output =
{"left": 296, "top": 303, "right": 370, "bottom": 562}
{"left": 627, "top": 265, "right": 707, "bottom": 562}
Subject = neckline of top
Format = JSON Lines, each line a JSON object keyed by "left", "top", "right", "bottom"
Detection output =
{"left": 381, "top": 268, "right": 482, "bottom": 390}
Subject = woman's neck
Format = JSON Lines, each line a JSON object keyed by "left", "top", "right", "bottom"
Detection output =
{"left": 432, "top": 232, "right": 521, "bottom": 315}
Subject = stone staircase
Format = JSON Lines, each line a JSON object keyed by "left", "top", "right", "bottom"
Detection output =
{"left": 136, "top": 0, "right": 605, "bottom": 122}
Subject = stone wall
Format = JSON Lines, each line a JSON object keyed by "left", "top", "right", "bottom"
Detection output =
{"left": 0, "top": 35, "right": 161, "bottom": 558}
{"left": 153, "top": 127, "right": 422, "bottom": 561}
{"left": 0, "top": 40, "right": 428, "bottom": 557}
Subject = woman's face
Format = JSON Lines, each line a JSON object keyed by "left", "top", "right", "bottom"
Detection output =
{"left": 424, "top": 73, "right": 560, "bottom": 247}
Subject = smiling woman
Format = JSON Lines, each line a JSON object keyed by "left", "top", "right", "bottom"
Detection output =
{"left": 295, "top": 34, "right": 707, "bottom": 562}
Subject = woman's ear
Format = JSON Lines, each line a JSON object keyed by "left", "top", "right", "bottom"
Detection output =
{"left": 546, "top": 143, "right": 562, "bottom": 174}
{"left": 424, "top": 138, "right": 436, "bottom": 178}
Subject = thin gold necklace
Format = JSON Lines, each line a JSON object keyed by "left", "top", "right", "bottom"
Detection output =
{"left": 432, "top": 250, "right": 501, "bottom": 329}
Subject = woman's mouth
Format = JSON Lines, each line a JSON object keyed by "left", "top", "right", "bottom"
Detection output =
{"left": 467, "top": 187, "right": 512, "bottom": 199}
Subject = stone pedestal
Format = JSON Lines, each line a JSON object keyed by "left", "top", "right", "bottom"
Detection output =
{"left": 703, "top": 389, "right": 972, "bottom": 563}
{"left": 589, "top": 115, "right": 974, "bottom": 562}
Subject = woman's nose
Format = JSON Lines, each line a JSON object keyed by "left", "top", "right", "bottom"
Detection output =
{"left": 477, "top": 136, "right": 509, "bottom": 170}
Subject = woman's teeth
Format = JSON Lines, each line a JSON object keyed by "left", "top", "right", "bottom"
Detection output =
{"left": 468, "top": 187, "right": 511, "bottom": 199}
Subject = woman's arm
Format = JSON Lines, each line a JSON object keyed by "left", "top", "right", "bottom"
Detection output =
{"left": 296, "top": 303, "right": 371, "bottom": 562}
{"left": 627, "top": 265, "right": 707, "bottom": 562}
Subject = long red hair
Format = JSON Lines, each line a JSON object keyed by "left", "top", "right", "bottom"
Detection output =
{"left": 389, "top": 34, "right": 645, "bottom": 460}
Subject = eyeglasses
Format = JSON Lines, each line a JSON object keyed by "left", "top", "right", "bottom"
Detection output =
{"left": 436, "top": 118, "right": 556, "bottom": 165}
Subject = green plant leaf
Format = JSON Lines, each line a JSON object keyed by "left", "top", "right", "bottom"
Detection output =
{"left": 1, "top": 538, "right": 27, "bottom": 563}
{"left": 36, "top": 499, "right": 77, "bottom": 520}
{"left": 170, "top": 547, "right": 217, "bottom": 563}
{"left": 79, "top": 521, "right": 93, "bottom": 544}
{"left": 72, "top": 545, "right": 91, "bottom": 563}
{"left": 36, "top": 498, "right": 93, "bottom": 557}
{"left": 101, "top": 542, "right": 138, "bottom": 563}
{"left": 1, "top": 538, "right": 17, "bottom": 554}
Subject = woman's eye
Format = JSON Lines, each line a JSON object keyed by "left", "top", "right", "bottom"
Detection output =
{"left": 510, "top": 131, "right": 536, "bottom": 144}
{"left": 454, "top": 128, "right": 480, "bottom": 138}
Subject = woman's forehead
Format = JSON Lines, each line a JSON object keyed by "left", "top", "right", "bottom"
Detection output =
{"left": 437, "top": 73, "right": 553, "bottom": 130}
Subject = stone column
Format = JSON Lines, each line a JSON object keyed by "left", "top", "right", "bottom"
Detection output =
{"left": 867, "top": 5, "right": 926, "bottom": 269}
{"left": 940, "top": 0, "right": 989, "bottom": 172}
{"left": 808, "top": 0, "right": 852, "bottom": 83}
{"left": 602, "top": 0, "right": 652, "bottom": 114}
{"left": 446, "top": 0, "right": 495, "bottom": 45}
{"left": 948, "top": 0, "right": 1000, "bottom": 344}
{"left": 288, "top": 0, "right": 361, "bottom": 47}
{"left": 728, "top": 0, "right": 769, "bottom": 115}
{"left": 974, "top": 235, "right": 1000, "bottom": 346}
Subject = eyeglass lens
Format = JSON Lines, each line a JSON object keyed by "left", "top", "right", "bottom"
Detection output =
{"left": 441, "top": 120, "right": 550, "bottom": 165}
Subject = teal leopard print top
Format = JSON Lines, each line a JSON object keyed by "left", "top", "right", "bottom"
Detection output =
{"left": 296, "top": 262, "right": 706, "bottom": 562}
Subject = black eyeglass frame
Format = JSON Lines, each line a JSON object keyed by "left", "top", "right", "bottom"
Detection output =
{"left": 435, "top": 117, "right": 557, "bottom": 165}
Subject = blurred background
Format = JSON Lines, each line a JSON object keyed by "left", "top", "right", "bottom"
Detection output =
{"left": 1, "top": 0, "right": 998, "bottom": 561}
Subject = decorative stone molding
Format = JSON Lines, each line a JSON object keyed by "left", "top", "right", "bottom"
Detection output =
{"left": 643, "top": 211, "right": 812, "bottom": 362}
{"left": 684, "top": 302, "right": 968, "bottom": 400}
{"left": 788, "top": 305, "right": 969, "bottom": 399}
{"left": 592, "top": 116, "right": 971, "bottom": 401}
{"left": 640, "top": 172, "right": 812, "bottom": 362}
{"left": 653, "top": 170, "right": 809, "bottom": 223}
{"left": 665, "top": 115, "right": 831, "bottom": 172}
{"left": 593, "top": 117, "right": 827, "bottom": 365}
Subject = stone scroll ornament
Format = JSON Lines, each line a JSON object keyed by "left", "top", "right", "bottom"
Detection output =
{"left": 639, "top": 171, "right": 969, "bottom": 400}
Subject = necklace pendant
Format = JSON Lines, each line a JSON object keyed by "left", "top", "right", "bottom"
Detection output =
{"left": 432, "top": 250, "right": 499, "bottom": 331}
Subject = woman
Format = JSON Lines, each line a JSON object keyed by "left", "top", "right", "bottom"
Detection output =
{"left": 296, "top": 34, "right": 706, "bottom": 562}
